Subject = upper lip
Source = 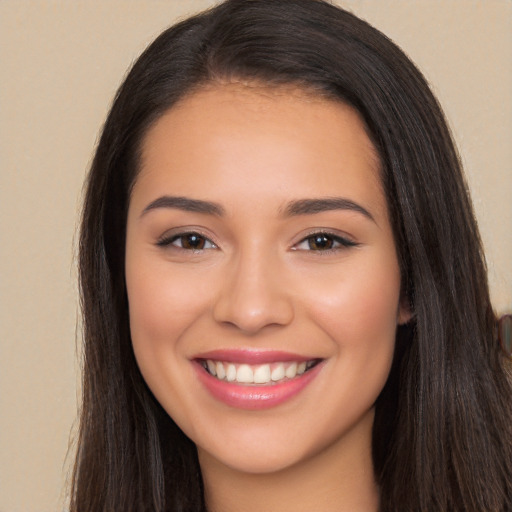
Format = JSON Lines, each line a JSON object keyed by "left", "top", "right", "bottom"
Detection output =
{"left": 193, "top": 349, "right": 318, "bottom": 364}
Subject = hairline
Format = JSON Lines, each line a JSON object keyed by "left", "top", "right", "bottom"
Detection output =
{"left": 131, "top": 77, "right": 384, "bottom": 200}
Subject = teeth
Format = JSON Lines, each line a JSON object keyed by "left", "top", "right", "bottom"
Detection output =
{"left": 203, "top": 359, "right": 317, "bottom": 384}
{"left": 253, "top": 364, "right": 271, "bottom": 384}
{"left": 285, "top": 362, "right": 297, "bottom": 379}
{"left": 226, "top": 363, "right": 237, "bottom": 382}
{"left": 215, "top": 361, "right": 226, "bottom": 380}
{"left": 271, "top": 364, "right": 285, "bottom": 381}
{"left": 237, "top": 364, "right": 253, "bottom": 383}
{"left": 207, "top": 360, "right": 217, "bottom": 376}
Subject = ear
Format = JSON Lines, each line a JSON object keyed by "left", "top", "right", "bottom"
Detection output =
{"left": 397, "top": 296, "right": 413, "bottom": 325}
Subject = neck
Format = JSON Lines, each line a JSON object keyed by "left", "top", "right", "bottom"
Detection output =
{"left": 198, "top": 410, "right": 379, "bottom": 512}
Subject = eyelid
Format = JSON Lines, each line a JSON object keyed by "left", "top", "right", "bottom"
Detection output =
{"left": 155, "top": 227, "right": 218, "bottom": 250}
{"left": 292, "top": 229, "right": 359, "bottom": 251}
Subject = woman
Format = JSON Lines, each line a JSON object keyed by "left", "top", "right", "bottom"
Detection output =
{"left": 72, "top": 0, "right": 512, "bottom": 510}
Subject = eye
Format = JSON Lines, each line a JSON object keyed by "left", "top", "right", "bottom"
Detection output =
{"left": 157, "top": 232, "right": 217, "bottom": 251}
{"left": 294, "top": 232, "right": 358, "bottom": 251}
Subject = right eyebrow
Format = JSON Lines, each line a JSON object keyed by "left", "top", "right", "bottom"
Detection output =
{"left": 140, "top": 195, "right": 225, "bottom": 218}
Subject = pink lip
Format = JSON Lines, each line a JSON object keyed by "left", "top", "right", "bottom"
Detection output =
{"left": 193, "top": 349, "right": 312, "bottom": 364}
{"left": 193, "top": 355, "right": 324, "bottom": 411}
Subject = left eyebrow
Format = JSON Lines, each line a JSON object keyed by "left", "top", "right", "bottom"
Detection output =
{"left": 282, "top": 197, "right": 375, "bottom": 222}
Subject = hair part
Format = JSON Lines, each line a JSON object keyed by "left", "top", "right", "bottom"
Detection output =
{"left": 72, "top": 1, "right": 512, "bottom": 510}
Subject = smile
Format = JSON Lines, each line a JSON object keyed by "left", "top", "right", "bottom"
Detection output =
{"left": 200, "top": 359, "right": 320, "bottom": 385}
{"left": 193, "top": 351, "right": 325, "bottom": 410}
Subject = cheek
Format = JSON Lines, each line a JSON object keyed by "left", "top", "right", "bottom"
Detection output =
{"left": 125, "top": 259, "right": 213, "bottom": 429}
{"left": 126, "top": 259, "right": 211, "bottom": 363}
{"left": 301, "top": 254, "right": 401, "bottom": 355}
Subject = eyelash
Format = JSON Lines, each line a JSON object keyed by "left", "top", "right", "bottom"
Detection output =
{"left": 156, "top": 231, "right": 358, "bottom": 253}
{"left": 293, "top": 232, "right": 359, "bottom": 252}
{"left": 156, "top": 232, "right": 217, "bottom": 251}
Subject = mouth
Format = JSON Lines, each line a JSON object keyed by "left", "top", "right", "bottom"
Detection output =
{"left": 198, "top": 358, "right": 322, "bottom": 385}
{"left": 193, "top": 351, "right": 325, "bottom": 410}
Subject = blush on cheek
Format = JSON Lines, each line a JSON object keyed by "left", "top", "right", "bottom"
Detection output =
{"left": 350, "top": 258, "right": 402, "bottom": 324}
{"left": 128, "top": 264, "right": 202, "bottom": 328}
{"left": 312, "top": 275, "right": 400, "bottom": 334}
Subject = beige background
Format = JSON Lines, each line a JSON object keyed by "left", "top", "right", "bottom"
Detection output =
{"left": 0, "top": 1, "right": 510, "bottom": 511}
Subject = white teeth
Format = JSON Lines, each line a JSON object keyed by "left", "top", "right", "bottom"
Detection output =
{"left": 271, "top": 364, "right": 285, "bottom": 381}
{"left": 215, "top": 361, "right": 226, "bottom": 380}
{"left": 207, "top": 360, "right": 217, "bottom": 376}
{"left": 226, "top": 363, "right": 237, "bottom": 382}
{"left": 253, "top": 364, "right": 271, "bottom": 384}
{"left": 204, "top": 359, "right": 317, "bottom": 384}
{"left": 285, "top": 362, "right": 298, "bottom": 379}
{"left": 237, "top": 364, "right": 253, "bottom": 383}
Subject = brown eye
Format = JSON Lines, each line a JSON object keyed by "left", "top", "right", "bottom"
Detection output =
{"left": 293, "top": 232, "right": 359, "bottom": 252}
{"left": 156, "top": 232, "right": 216, "bottom": 250}
{"left": 180, "top": 233, "right": 207, "bottom": 250}
{"left": 308, "top": 234, "right": 334, "bottom": 250}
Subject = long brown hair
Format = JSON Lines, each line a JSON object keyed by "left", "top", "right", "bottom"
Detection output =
{"left": 72, "top": 1, "right": 512, "bottom": 510}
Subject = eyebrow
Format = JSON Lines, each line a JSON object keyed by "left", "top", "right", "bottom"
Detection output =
{"left": 282, "top": 197, "right": 375, "bottom": 222}
{"left": 140, "top": 195, "right": 374, "bottom": 222}
{"left": 141, "top": 196, "right": 225, "bottom": 217}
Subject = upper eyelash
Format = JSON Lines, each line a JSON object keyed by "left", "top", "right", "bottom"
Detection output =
{"left": 156, "top": 231, "right": 216, "bottom": 249}
{"left": 294, "top": 231, "right": 359, "bottom": 251}
{"left": 155, "top": 230, "right": 358, "bottom": 251}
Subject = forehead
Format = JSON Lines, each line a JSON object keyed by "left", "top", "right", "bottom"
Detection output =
{"left": 134, "top": 83, "right": 386, "bottom": 216}
{"left": 141, "top": 82, "right": 379, "bottom": 160}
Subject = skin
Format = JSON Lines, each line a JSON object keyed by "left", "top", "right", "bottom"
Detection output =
{"left": 125, "top": 84, "right": 410, "bottom": 512}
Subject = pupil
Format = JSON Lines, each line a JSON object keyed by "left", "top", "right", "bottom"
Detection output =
{"left": 184, "top": 234, "right": 204, "bottom": 249}
{"left": 311, "top": 234, "right": 332, "bottom": 250}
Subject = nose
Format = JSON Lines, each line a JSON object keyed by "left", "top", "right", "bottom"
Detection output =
{"left": 212, "top": 249, "right": 294, "bottom": 334}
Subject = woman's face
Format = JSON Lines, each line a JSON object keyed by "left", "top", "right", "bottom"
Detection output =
{"left": 125, "top": 84, "right": 409, "bottom": 475}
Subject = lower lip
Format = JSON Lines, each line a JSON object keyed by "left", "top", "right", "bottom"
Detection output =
{"left": 194, "top": 361, "right": 324, "bottom": 410}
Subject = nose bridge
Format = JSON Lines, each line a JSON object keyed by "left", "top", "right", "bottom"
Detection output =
{"left": 213, "top": 242, "right": 294, "bottom": 333}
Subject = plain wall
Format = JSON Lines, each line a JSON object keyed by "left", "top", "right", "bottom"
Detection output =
{"left": 1, "top": 1, "right": 510, "bottom": 511}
